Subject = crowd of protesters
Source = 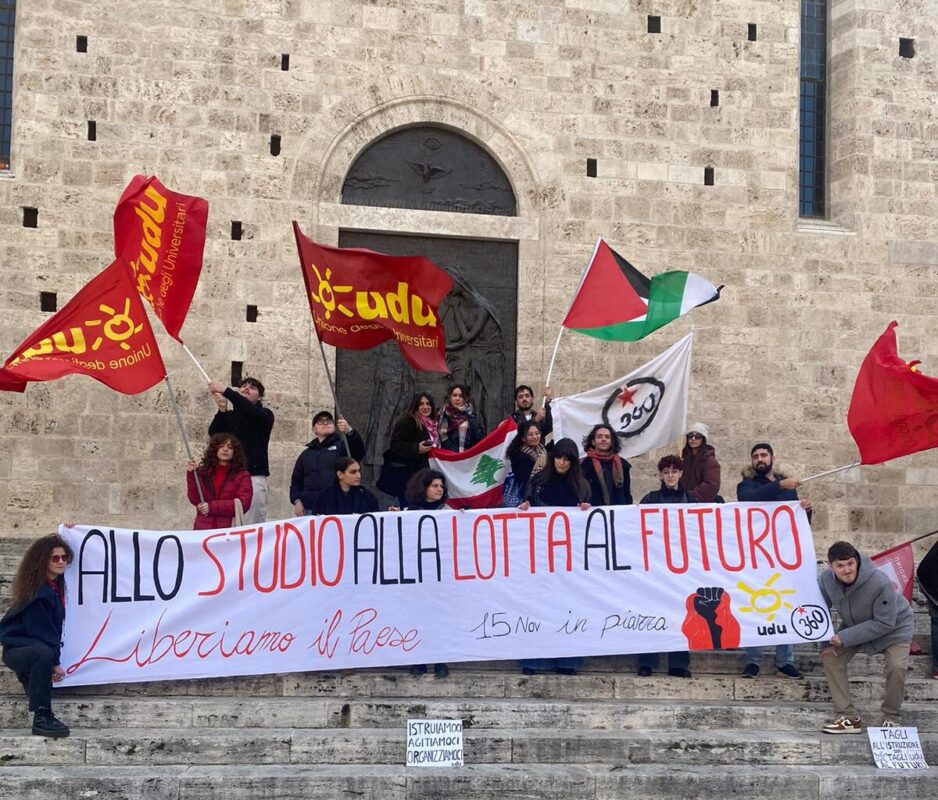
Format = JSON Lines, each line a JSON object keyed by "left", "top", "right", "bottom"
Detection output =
{"left": 1, "top": 376, "right": 933, "bottom": 739}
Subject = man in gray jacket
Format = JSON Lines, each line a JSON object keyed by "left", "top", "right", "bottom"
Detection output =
{"left": 819, "top": 540, "right": 915, "bottom": 733}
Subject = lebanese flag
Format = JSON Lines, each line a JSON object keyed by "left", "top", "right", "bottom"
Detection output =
{"left": 114, "top": 175, "right": 209, "bottom": 342}
{"left": 293, "top": 222, "right": 453, "bottom": 372}
{"left": 847, "top": 321, "right": 938, "bottom": 464}
{"left": 0, "top": 258, "right": 166, "bottom": 395}
{"left": 562, "top": 238, "right": 720, "bottom": 341}
{"left": 429, "top": 418, "right": 517, "bottom": 509}
{"left": 871, "top": 542, "right": 923, "bottom": 655}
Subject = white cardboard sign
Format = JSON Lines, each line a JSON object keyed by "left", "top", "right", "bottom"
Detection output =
{"left": 867, "top": 726, "right": 929, "bottom": 770}
{"left": 406, "top": 719, "right": 464, "bottom": 767}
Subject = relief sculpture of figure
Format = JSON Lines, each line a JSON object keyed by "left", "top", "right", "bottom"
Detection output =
{"left": 439, "top": 266, "right": 507, "bottom": 433}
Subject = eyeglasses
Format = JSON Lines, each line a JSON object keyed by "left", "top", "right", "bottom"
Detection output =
{"left": 49, "top": 555, "right": 68, "bottom": 563}
{"left": 686, "top": 433, "right": 703, "bottom": 440}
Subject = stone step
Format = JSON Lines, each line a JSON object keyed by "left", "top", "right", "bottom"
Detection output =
{"left": 6, "top": 667, "right": 934, "bottom": 703}
{"left": 0, "top": 725, "right": 935, "bottom": 767}
{"left": 1, "top": 695, "right": 937, "bottom": 732}
{"left": 0, "top": 763, "right": 934, "bottom": 800}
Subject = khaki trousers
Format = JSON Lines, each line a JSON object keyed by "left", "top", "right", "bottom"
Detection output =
{"left": 244, "top": 476, "right": 269, "bottom": 524}
{"left": 822, "top": 641, "right": 910, "bottom": 723}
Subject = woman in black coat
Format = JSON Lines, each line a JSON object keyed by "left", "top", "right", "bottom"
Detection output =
{"left": 437, "top": 384, "right": 485, "bottom": 453}
{"left": 403, "top": 468, "right": 451, "bottom": 678}
{"left": 384, "top": 392, "right": 440, "bottom": 505}
{"left": 506, "top": 420, "right": 548, "bottom": 505}
{"left": 312, "top": 458, "right": 380, "bottom": 516}
{"left": 517, "top": 438, "right": 590, "bottom": 675}
{"left": 0, "top": 534, "right": 74, "bottom": 738}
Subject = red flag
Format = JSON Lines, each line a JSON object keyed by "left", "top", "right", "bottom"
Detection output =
{"left": 0, "top": 259, "right": 166, "bottom": 395}
{"left": 114, "top": 175, "right": 208, "bottom": 341}
{"left": 871, "top": 542, "right": 923, "bottom": 655}
{"left": 847, "top": 321, "right": 938, "bottom": 465}
{"left": 293, "top": 222, "right": 452, "bottom": 372}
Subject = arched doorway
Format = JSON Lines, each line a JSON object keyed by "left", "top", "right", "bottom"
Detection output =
{"left": 336, "top": 125, "right": 519, "bottom": 478}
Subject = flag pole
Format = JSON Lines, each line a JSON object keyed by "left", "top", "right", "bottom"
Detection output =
{"left": 181, "top": 343, "right": 211, "bottom": 382}
{"left": 311, "top": 326, "right": 352, "bottom": 458}
{"left": 542, "top": 236, "right": 604, "bottom": 406}
{"left": 292, "top": 220, "right": 352, "bottom": 458}
{"left": 164, "top": 374, "right": 205, "bottom": 503}
{"left": 800, "top": 462, "right": 861, "bottom": 484}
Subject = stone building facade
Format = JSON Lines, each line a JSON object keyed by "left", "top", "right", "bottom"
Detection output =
{"left": 0, "top": 0, "right": 936, "bottom": 553}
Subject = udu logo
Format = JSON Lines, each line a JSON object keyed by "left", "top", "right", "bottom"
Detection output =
{"left": 601, "top": 377, "right": 665, "bottom": 440}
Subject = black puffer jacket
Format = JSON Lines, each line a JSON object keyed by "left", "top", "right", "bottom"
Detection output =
{"left": 290, "top": 431, "right": 366, "bottom": 511}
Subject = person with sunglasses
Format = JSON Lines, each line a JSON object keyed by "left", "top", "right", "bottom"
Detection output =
{"left": 0, "top": 534, "right": 74, "bottom": 738}
{"left": 679, "top": 422, "right": 721, "bottom": 502}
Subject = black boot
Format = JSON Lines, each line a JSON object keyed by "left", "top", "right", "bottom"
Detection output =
{"left": 32, "top": 709, "right": 70, "bottom": 738}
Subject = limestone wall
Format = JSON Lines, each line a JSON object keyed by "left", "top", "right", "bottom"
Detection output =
{"left": 0, "top": 1, "right": 936, "bottom": 553}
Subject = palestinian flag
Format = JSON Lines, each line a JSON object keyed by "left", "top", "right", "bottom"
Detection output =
{"left": 429, "top": 418, "right": 517, "bottom": 509}
{"left": 562, "top": 238, "right": 721, "bottom": 341}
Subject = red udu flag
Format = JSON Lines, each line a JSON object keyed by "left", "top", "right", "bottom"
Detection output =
{"left": 114, "top": 175, "right": 208, "bottom": 341}
{"left": 293, "top": 222, "right": 453, "bottom": 372}
{"left": 0, "top": 259, "right": 166, "bottom": 394}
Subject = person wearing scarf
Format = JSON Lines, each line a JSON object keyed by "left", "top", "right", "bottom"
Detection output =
{"left": 580, "top": 423, "right": 633, "bottom": 506}
{"left": 506, "top": 420, "right": 548, "bottom": 502}
{"left": 437, "top": 383, "right": 485, "bottom": 453}
{"left": 386, "top": 393, "right": 441, "bottom": 505}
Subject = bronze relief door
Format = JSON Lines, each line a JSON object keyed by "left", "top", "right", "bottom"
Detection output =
{"left": 335, "top": 232, "right": 518, "bottom": 479}
{"left": 336, "top": 126, "right": 519, "bottom": 481}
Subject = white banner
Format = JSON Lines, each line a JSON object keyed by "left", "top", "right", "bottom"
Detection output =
{"left": 57, "top": 501, "right": 831, "bottom": 686}
{"left": 551, "top": 331, "right": 693, "bottom": 457}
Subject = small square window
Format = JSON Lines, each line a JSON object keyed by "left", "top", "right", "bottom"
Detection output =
{"left": 246, "top": 305, "right": 258, "bottom": 323}
{"left": 87, "top": 120, "right": 96, "bottom": 141}
{"left": 648, "top": 16, "right": 661, "bottom": 34}
{"left": 704, "top": 167, "right": 714, "bottom": 186}
{"left": 899, "top": 38, "right": 915, "bottom": 59}
{"left": 76, "top": 35, "right": 87, "bottom": 53}
{"left": 586, "top": 158, "right": 597, "bottom": 178}
{"left": 748, "top": 23, "right": 757, "bottom": 41}
{"left": 23, "top": 207, "right": 38, "bottom": 227}
{"left": 270, "top": 134, "right": 281, "bottom": 157}
{"left": 231, "top": 361, "right": 243, "bottom": 386}
{"left": 40, "top": 292, "right": 57, "bottom": 312}
{"left": 231, "top": 221, "right": 242, "bottom": 240}
{"left": 710, "top": 90, "right": 719, "bottom": 107}
{"left": 281, "top": 53, "right": 290, "bottom": 71}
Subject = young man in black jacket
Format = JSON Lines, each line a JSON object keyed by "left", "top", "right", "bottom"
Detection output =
{"left": 290, "top": 411, "right": 366, "bottom": 515}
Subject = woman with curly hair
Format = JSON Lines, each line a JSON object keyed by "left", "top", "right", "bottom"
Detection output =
{"left": 0, "top": 533, "right": 74, "bottom": 737}
{"left": 403, "top": 468, "right": 449, "bottom": 511}
{"left": 187, "top": 433, "right": 253, "bottom": 530}
{"left": 506, "top": 420, "right": 548, "bottom": 506}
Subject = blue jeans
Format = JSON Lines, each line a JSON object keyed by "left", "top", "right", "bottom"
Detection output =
{"left": 743, "top": 644, "right": 793, "bottom": 668}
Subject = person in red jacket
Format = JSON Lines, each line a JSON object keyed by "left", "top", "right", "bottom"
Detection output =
{"left": 186, "top": 434, "right": 253, "bottom": 530}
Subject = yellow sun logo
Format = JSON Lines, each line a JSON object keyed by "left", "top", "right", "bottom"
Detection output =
{"left": 309, "top": 262, "right": 353, "bottom": 320}
{"left": 736, "top": 573, "right": 796, "bottom": 622}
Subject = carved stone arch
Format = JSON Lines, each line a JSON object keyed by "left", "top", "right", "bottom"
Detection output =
{"left": 308, "top": 94, "right": 542, "bottom": 221}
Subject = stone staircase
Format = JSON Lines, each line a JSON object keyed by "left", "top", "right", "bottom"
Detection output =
{"left": 1, "top": 540, "right": 936, "bottom": 797}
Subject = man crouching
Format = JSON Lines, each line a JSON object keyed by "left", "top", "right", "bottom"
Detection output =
{"left": 819, "top": 540, "right": 914, "bottom": 733}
